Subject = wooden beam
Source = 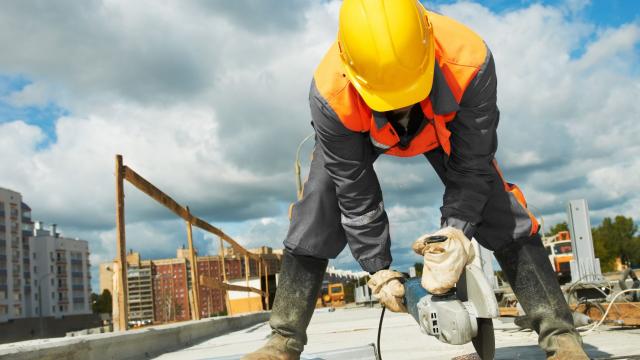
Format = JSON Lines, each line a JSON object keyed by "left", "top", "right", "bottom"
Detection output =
{"left": 499, "top": 307, "right": 519, "bottom": 317}
{"left": 114, "top": 155, "right": 128, "bottom": 331}
{"left": 265, "top": 260, "right": 270, "bottom": 310}
{"left": 192, "top": 218, "right": 260, "bottom": 261}
{"left": 199, "top": 275, "right": 265, "bottom": 296}
{"left": 122, "top": 165, "right": 259, "bottom": 261}
{"left": 186, "top": 207, "right": 201, "bottom": 321}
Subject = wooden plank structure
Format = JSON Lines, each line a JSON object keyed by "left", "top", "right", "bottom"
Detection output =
{"left": 113, "top": 154, "right": 270, "bottom": 331}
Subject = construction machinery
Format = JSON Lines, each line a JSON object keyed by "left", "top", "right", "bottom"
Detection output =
{"left": 543, "top": 230, "right": 574, "bottom": 283}
{"left": 317, "top": 282, "right": 346, "bottom": 307}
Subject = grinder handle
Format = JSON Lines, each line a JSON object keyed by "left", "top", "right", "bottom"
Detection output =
{"left": 424, "top": 235, "right": 448, "bottom": 244}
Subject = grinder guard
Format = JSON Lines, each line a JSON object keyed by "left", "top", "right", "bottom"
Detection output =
{"left": 404, "top": 264, "right": 498, "bottom": 357}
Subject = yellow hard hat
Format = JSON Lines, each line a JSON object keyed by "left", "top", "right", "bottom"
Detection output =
{"left": 338, "top": 0, "right": 435, "bottom": 112}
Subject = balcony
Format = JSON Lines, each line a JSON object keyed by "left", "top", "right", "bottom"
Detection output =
{"left": 72, "top": 284, "right": 84, "bottom": 291}
{"left": 71, "top": 271, "right": 83, "bottom": 278}
{"left": 56, "top": 257, "right": 67, "bottom": 265}
{"left": 71, "top": 259, "right": 82, "bottom": 265}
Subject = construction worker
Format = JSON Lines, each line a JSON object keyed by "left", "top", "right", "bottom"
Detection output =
{"left": 243, "top": 1, "right": 587, "bottom": 359}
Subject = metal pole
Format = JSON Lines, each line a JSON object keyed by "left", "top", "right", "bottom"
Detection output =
{"left": 185, "top": 207, "right": 201, "bottom": 320}
{"left": 114, "top": 155, "right": 128, "bottom": 331}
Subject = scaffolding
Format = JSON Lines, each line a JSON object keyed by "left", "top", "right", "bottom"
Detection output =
{"left": 113, "top": 155, "right": 270, "bottom": 331}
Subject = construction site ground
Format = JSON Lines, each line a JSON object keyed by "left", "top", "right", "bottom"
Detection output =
{"left": 154, "top": 306, "right": 640, "bottom": 360}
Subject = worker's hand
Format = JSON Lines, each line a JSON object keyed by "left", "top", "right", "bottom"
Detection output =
{"left": 412, "top": 227, "right": 475, "bottom": 295}
{"left": 367, "top": 270, "right": 407, "bottom": 313}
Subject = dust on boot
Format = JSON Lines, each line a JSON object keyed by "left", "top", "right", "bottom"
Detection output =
{"left": 242, "top": 250, "right": 327, "bottom": 360}
{"left": 494, "top": 235, "right": 588, "bottom": 360}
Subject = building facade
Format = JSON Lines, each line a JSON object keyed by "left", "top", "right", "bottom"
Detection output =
{"left": 0, "top": 187, "right": 36, "bottom": 322}
{"left": 151, "top": 258, "right": 190, "bottom": 323}
{"left": 124, "top": 252, "right": 154, "bottom": 325}
{"left": 31, "top": 222, "right": 92, "bottom": 317}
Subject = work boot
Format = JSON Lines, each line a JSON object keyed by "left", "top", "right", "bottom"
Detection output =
{"left": 242, "top": 250, "right": 328, "bottom": 360}
{"left": 494, "top": 235, "right": 589, "bottom": 360}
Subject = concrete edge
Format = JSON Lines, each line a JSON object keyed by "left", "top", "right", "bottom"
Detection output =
{"left": 0, "top": 311, "right": 270, "bottom": 360}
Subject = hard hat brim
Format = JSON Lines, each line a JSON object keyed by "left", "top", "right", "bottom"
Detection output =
{"left": 345, "top": 38, "right": 436, "bottom": 112}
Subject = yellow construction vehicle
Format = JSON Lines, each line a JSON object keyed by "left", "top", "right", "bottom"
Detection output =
{"left": 317, "top": 282, "right": 346, "bottom": 307}
{"left": 543, "top": 231, "right": 573, "bottom": 284}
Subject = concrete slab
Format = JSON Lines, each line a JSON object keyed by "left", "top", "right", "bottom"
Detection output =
{"left": 0, "top": 312, "right": 269, "bottom": 360}
{"left": 154, "top": 307, "right": 640, "bottom": 360}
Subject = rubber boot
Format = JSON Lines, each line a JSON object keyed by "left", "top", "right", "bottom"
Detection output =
{"left": 242, "top": 250, "right": 328, "bottom": 360}
{"left": 494, "top": 235, "right": 588, "bottom": 360}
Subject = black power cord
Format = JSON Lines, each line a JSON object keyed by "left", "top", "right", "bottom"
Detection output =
{"left": 377, "top": 306, "right": 386, "bottom": 360}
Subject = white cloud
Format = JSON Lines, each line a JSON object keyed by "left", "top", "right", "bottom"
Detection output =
{"left": 0, "top": 1, "right": 638, "bottom": 281}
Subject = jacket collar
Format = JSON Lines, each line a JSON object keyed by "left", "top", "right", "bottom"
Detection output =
{"left": 372, "top": 60, "right": 459, "bottom": 130}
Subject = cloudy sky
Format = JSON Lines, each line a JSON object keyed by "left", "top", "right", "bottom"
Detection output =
{"left": 0, "top": 0, "right": 638, "bottom": 290}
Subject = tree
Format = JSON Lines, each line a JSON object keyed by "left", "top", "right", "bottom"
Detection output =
{"left": 414, "top": 262, "right": 423, "bottom": 277}
{"left": 92, "top": 289, "right": 113, "bottom": 314}
{"left": 592, "top": 216, "right": 640, "bottom": 272}
{"left": 546, "top": 222, "right": 569, "bottom": 237}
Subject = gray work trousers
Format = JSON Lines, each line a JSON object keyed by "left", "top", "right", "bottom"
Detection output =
{"left": 283, "top": 144, "right": 537, "bottom": 268}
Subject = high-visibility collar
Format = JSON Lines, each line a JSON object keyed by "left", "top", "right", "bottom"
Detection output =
{"left": 368, "top": 62, "right": 459, "bottom": 156}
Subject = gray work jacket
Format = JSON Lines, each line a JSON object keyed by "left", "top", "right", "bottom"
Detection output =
{"left": 308, "top": 50, "right": 499, "bottom": 272}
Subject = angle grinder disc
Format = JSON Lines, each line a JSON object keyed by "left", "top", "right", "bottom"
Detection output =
{"left": 471, "top": 318, "right": 495, "bottom": 360}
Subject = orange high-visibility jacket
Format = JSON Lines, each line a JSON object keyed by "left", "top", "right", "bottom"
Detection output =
{"left": 313, "top": 11, "right": 487, "bottom": 157}
{"left": 305, "top": 11, "right": 538, "bottom": 264}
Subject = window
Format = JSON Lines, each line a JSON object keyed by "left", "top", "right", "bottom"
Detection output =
{"left": 52, "top": 306, "right": 55, "bottom": 313}
{"left": 59, "top": 305, "right": 63, "bottom": 312}
{"left": 51, "top": 292, "right": 55, "bottom": 299}
{"left": 34, "top": 266, "right": 37, "bottom": 274}
{"left": 33, "top": 252, "right": 36, "bottom": 259}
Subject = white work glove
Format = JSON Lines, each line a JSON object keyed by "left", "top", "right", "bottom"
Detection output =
{"left": 412, "top": 227, "right": 476, "bottom": 295}
{"left": 367, "top": 270, "right": 407, "bottom": 313}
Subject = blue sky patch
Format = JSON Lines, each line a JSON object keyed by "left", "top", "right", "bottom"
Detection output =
{"left": 0, "top": 74, "right": 67, "bottom": 148}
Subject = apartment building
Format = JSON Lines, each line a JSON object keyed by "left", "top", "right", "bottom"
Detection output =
{"left": 31, "top": 222, "right": 92, "bottom": 317}
{"left": 0, "top": 187, "right": 34, "bottom": 322}
{"left": 151, "top": 258, "right": 190, "bottom": 323}
{"left": 100, "top": 246, "right": 281, "bottom": 324}
{"left": 125, "top": 251, "right": 154, "bottom": 325}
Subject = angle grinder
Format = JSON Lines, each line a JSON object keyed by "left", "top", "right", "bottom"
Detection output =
{"left": 403, "top": 236, "right": 499, "bottom": 359}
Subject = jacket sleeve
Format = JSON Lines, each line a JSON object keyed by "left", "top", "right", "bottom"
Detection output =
{"left": 308, "top": 80, "right": 391, "bottom": 273}
{"left": 441, "top": 51, "right": 499, "bottom": 230}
